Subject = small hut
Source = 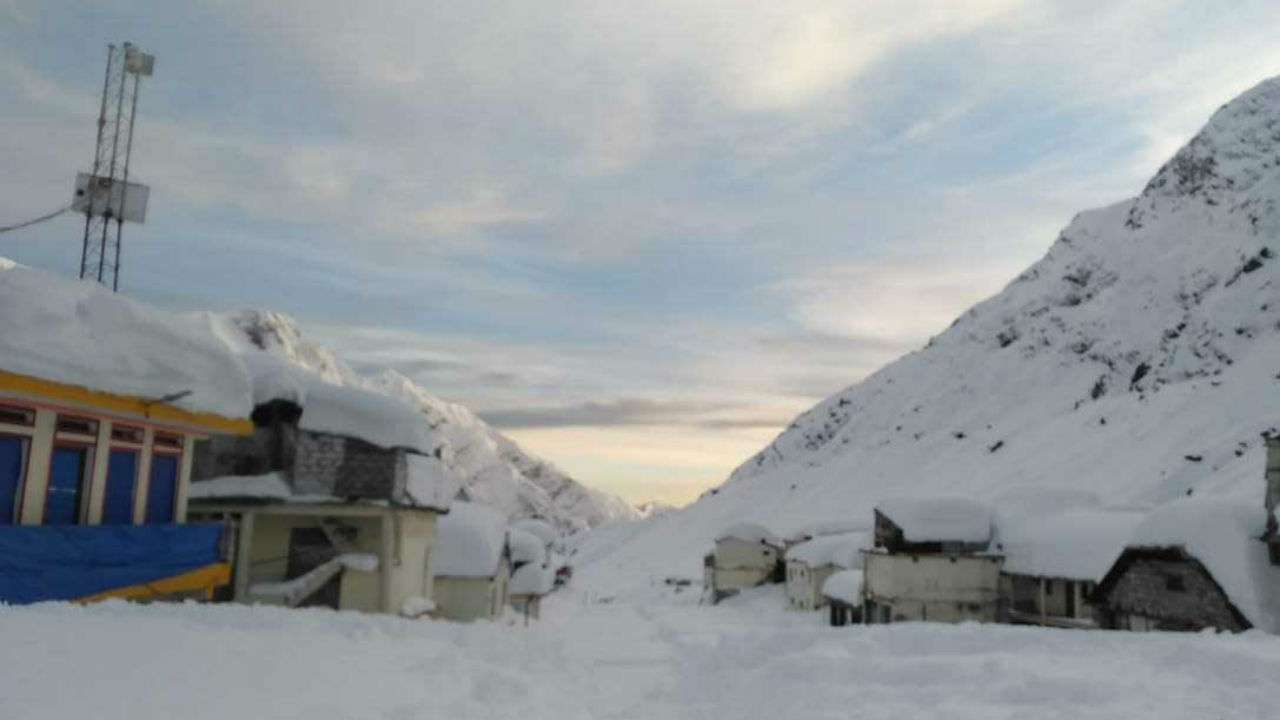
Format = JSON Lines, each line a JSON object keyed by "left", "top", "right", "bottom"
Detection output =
{"left": 704, "top": 521, "right": 784, "bottom": 603}
{"left": 1093, "top": 498, "right": 1280, "bottom": 633}
{"left": 822, "top": 569, "right": 864, "bottom": 626}
{"left": 864, "top": 497, "right": 1002, "bottom": 624}
{"left": 431, "top": 501, "right": 511, "bottom": 622}
{"left": 784, "top": 532, "right": 867, "bottom": 611}
{"left": 997, "top": 510, "right": 1142, "bottom": 627}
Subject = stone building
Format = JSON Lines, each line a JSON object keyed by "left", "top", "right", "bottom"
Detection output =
{"left": 1092, "top": 497, "right": 1280, "bottom": 633}
{"left": 863, "top": 497, "right": 1003, "bottom": 624}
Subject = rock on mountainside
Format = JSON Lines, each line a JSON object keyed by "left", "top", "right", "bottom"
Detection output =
{"left": 223, "top": 310, "right": 638, "bottom": 530}
{"left": 575, "top": 77, "right": 1280, "bottom": 594}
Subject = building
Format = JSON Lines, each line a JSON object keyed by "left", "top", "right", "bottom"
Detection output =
{"left": 431, "top": 500, "right": 511, "bottom": 622}
{"left": 188, "top": 355, "right": 457, "bottom": 616}
{"left": 863, "top": 497, "right": 1002, "bottom": 624}
{"left": 821, "top": 569, "right": 863, "bottom": 626}
{"left": 0, "top": 261, "right": 254, "bottom": 603}
{"left": 507, "top": 525, "right": 554, "bottom": 620}
{"left": 997, "top": 510, "right": 1143, "bottom": 627}
{"left": 1093, "top": 497, "right": 1280, "bottom": 633}
{"left": 704, "top": 521, "right": 784, "bottom": 603}
{"left": 784, "top": 531, "right": 867, "bottom": 611}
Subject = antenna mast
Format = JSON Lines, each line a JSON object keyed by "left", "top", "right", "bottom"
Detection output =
{"left": 74, "top": 42, "right": 154, "bottom": 291}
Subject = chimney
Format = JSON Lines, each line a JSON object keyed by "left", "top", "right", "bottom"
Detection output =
{"left": 1267, "top": 436, "right": 1280, "bottom": 515}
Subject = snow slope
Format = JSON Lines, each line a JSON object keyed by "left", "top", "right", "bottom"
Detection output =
{"left": 220, "top": 310, "right": 637, "bottom": 530}
{"left": 576, "top": 77, "right": 1280, "bottom": 594}
{"left": 4, "top": 598, "right": 1280, "bottom": 720}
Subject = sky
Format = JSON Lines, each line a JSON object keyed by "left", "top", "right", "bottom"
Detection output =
{"left": 3, "top": 1, "right": 1280, "bottom": 506}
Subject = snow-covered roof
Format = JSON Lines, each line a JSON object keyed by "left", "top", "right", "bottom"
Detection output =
{"left": 999, "top": 510, "right": 1144, "bottom": 581}
{"left": 188, "top": 472, "right": 296, "bottom": 501}
{"left": 404, "top": 453, "right": 458, "bottom": 511}
{"left": 0, "top": 261, "right": 252, "bottom": 421}
{"left": 509, "top": 561, "right": 555, "bottom": 596}
{"left": 876, "top": 497, "right": 994, "bottom": 545}
{"left": 1119, "top": 498, "right": 1280, "bottom": 633}
{"left": 786, "top": 532, "right": 869, "bottom": 570}
{"left": 508, "top": 528, "right": 547, "bottom": 565}
{"left": 715, "top": 522, "right": 783, "bottom": 547}
{"left": 431, "top": 501, "right": 508, "bottom": 578}
{"left": 510, "top": 518, "right": 558, "bottom": 546}
{"left": 821, "top": 569, "right": 863, "bottom": 604}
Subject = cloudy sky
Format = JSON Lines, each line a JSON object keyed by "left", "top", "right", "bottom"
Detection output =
{"left": 3, "top": 1, "right": 1280, "bottom": 505}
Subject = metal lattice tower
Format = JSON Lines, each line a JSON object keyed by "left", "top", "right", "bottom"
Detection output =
{"left": 76, "top": 43, "right": 154, "bottom": 291}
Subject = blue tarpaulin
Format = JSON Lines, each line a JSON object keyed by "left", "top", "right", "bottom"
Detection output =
{"left": 0, "top": 523, "right": 224, "bottom": 604}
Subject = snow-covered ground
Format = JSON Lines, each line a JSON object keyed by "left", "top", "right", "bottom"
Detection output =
{"left": 3, "top": 591, "right": 1279, "bottom": 719}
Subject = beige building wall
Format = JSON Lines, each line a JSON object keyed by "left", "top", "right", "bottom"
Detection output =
{"left": 864, "top": 552, "right": 1003, "bottom": 623}
{"left": 713, "top": 538, "right": 780, "bottom": 592}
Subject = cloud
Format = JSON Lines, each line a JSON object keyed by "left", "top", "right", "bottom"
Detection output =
{"left": 480, "top": 398, "right": 784, "bottom": 430}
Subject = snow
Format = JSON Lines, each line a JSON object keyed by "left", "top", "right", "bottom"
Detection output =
{"left": 403, "top": 453, "right": 458, "bottom": 511}
{"left": 432, "top": 501, "right": 509, "bottom": 578}
{"left": 510, "top": 518, "right": 558, "bottom": 546}
{"left": 714, "top": 521, "right": 782, "bottom": 547}
{"left": 1125, "top": 497, "right": 1280, "bottom": 632}
{"left": 508, "top": 528, "right": 547, "bottom": 565}
{"left": 998, "top": 510, "right": 1144, "bottom": 580}
{"left": 5, "top": 598, "right": 1280, "bottom": 719}
{"left": 876, "top": 497, "right": 995, "bottom": 545}
{"left": 785, "top": 532, "right": 868, "bottom": 569}
{"left": 400, "top": 595, "right": 435, "bottom": 618}
{"left": 821, "top": 569, "right": 863, "bottom": 604}
{"left": 247, "top": 553, "right": 379, "bottom": 604}
{"left": 509, "top": 561, "right": 555, "bottom": 596}
{"left": 188, "top": 472, "right": 295, "bottom": 501}
{"left": 0, "top": 261, "right": 252, "bottom": 420}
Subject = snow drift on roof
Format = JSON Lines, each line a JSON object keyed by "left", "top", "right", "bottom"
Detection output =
{"left": 715, "top": 522, "right": 782, "bottom": 547}
{"left": 508, "top": 528, "right": 547, "bottom": 565}
{"left": 786, "top": 532, "right": 869, "bottom": 570}
{"left": 821, "top": 569, "right": 863, "bottom": 604}
{"left": 509, "top": 561, "right": 555, "bottom": 596}
{"left": 510, "top": 518, "right": 558, "bottom": 546}
{"left": 876, "top": 497, "right": 994, "bottom": 545}
{"left": 404, "top": 453, "right": 458, "bottom": 511}
{"left": 1124, "top": 497, "right": 1280, "bottom": 632}
{"left": 0, "top": 261, "right": 251, "bottom": 420}
{"left": 432, "top": 501, "right": 508, "bottom": 578}
{"left": 188, "top": 472, "right": 294, "bottom": 501}
{"left": 998, "top": 510, "right": 1144, "bottom": 581}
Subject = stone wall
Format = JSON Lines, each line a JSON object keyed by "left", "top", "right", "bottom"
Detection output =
{"left": 1101, "top": 555, "right": 1246, "bottom": 632}
{"left": 290, "top": 430, "right": 405, "bottom": 500}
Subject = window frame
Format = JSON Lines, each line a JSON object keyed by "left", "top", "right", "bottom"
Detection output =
{"left": 44, "top": 440, "right": 95, "bottom": 526}
{"left": 0, "top": 432, "right": 32, "bottom": 525}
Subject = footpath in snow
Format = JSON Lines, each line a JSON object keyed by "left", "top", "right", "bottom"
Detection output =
{"left": 2, "top": 589, "right": 1279, "bottom": 720}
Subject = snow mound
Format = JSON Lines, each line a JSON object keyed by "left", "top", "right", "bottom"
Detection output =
{"left": 876, "top": 497, "right": 994, "bottom": 545}
{"left": 187, "top": 472, "right": 294, "bottom": 501}
{"left": 998, "top": 510, "right": 1144, "bottom": 580}
{"left": 785, "top": 532, "right": 868, "bottom": 569}
{"left": 432, "top": 501, "right": 509, "bottom": 578}
{"left": 508, "top": 528, "right": 547, "bottom": 565}
{"left": 821, "top": 569, "right": 863, "bottom": 604}
{"left": 510, "top": 518, "right": 558, "bottom": 546}
{"left": 404, "top": 453, "right": 459, "bottom": 511}
{"left": 0, "top": 262, "right": 251, "bottom": 419}
{"left": 509, "top": 561, "right": 555, "bottom": 596}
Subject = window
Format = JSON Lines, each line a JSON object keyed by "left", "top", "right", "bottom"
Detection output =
{"left": 153, "top": 432, "right": 183, "bottom": 449}
{"left": 45, "top": 445, "right": 91, "bottom": 525}
{"left": 0, "top": 435, "right": 28, "bottom": 525}
{"left": 145, "top": 453, "right": 180, "bottom": 524}
{"left": 55, "top": 416, "right": 98, "bottom": 437}
{"left": 0, "top": 404, "right": 34, "bottom": 428}
{"left": 1045, "top": 580, "right": 1054, "bottom": 596}
{"left": 102, "top": 449, "right": 140, "bottom": 524}
{"left": 1165, "top": 575, "right": 1186, "bottom": 592}
{"left": 110, "top": 425, "right": 144, "bottom": 444}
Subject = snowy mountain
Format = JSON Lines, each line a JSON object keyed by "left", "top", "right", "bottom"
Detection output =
{"left": 577, "top": 77, "right": 1280, "bottom": 593}
{"left": 222, "top": 310, "right": 639, "bottom": 530}
{"left": 635, "top": 501, "right": 677, "bottom": 519}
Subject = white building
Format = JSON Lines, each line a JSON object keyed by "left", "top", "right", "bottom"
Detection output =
{"left": 431, "top": 501, "right": 511, "bottom": 622}
{"left": 864, "top": 497, "right": 1002, "bottom": 624}
{"left": 784, "top": 532, "right": 867, "bottom": 611}
{"left": 704, "top": 522, "right": 784, "bottom": 603}
{"left": 507, "top": 526, "right": 555, "bottom": 620}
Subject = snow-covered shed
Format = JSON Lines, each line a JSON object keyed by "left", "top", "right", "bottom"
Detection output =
{"left": 864, "top": 497, "right": 1002, "bottom": 625}
{"left": 784, "top": 532, "right": 867, "bottom": 611}
{"left": 704, "top": 522, "right": 785, "bottom": 603}
{"left": 508, "top": 558, "right": 556, "bottom": 621}
{"left": 821, "top": 570, "right": 864, "bottom": 626}
{"left": 0, "top": 261, "right": 254, "bottom": 603}
{"left": 997, "top": 510, "right": 1144, "bottom": 627}
{"left": 431, "top": 501, "right": 511, "bottom": 622}
{"left": 1093, "top": 498, "right": 1280, "bottom": 633}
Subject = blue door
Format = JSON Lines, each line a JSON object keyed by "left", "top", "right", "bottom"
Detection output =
{"left": 45, "top": 447, "right": 88, "bottom": 525}
{"left": 146, "top": 454, "right": 179, "bottom": 524}
{"left": 102, "top": 450, "right": 138, "bottom": 525}
{"left": 0, "top": 436, "right": 25, "bottom": 525}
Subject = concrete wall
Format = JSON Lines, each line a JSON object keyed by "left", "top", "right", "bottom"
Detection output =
{"left": 786, "top": 560, "right": 839, "bottom": 611}
{"left": 434, "top": 560, "right": 510, "bottom": 623}
{"left": 713, "top": 537, "right": 780, "bottom": 592}
{"left": 864, "top": 552, "right": 1002, "bottom": 623}
{"left": 1100, "top": 556, "right": 1245, "bottom": 632}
